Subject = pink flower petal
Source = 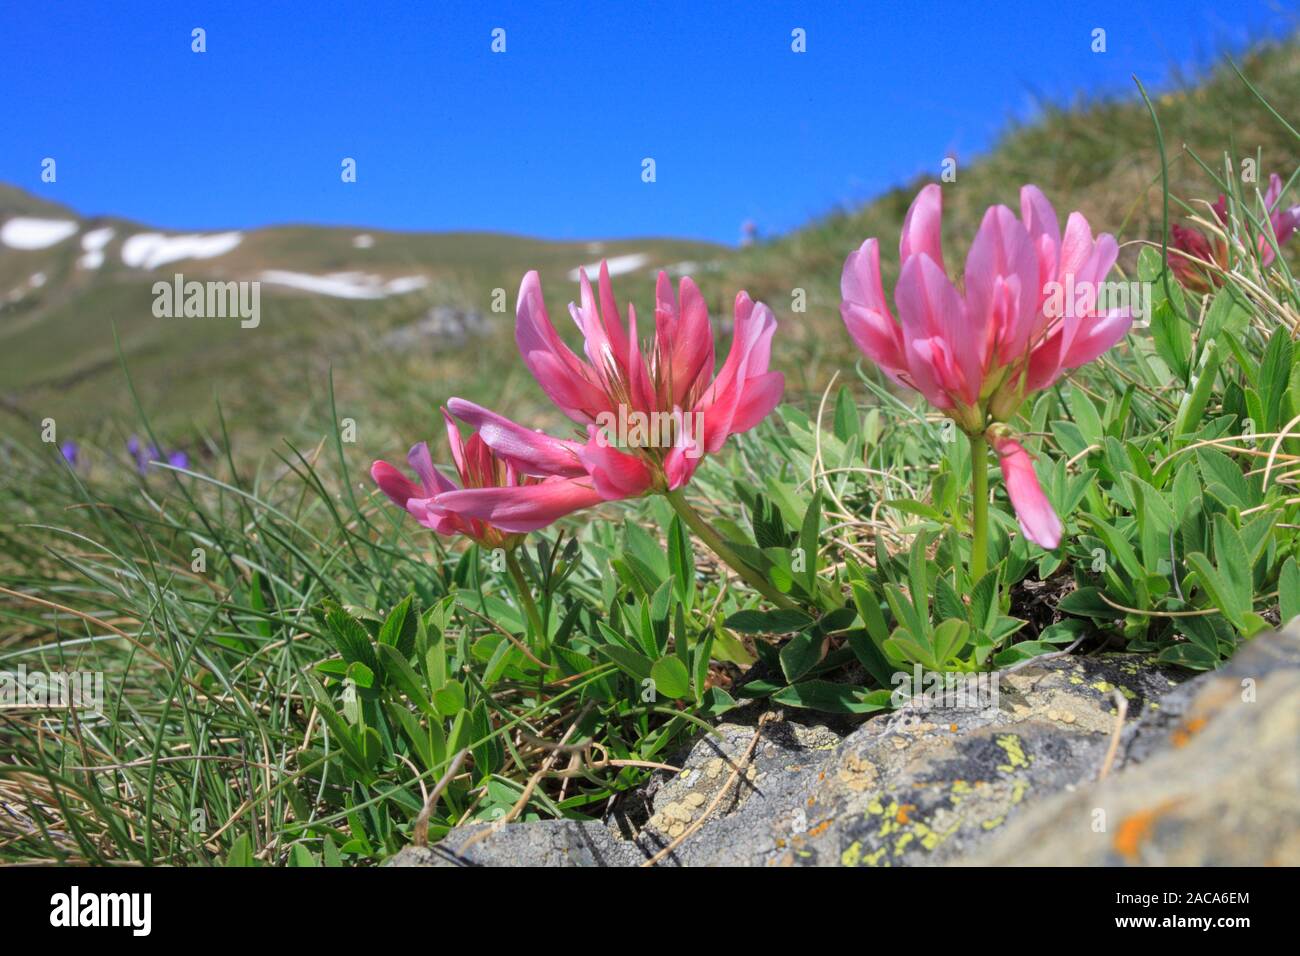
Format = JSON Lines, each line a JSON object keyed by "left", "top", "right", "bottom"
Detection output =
{"left": 1211, "top": 194, "right": 1228, "bottom": 225}
{"left": 625, "top": 300, "right": 656, "bottom": 415}
{"left": 462, "top": 433, "right": 497, "bottom": 487}
{"left": 1264, "top": 173, "right": 1283, "bottom": 217}
{"left": 578, "top": 429, "right": 655, "bottom": 500}
{"left": 572, "top": 266, "right": 629, "bottom": 393}
{"left": 1059, "top": 308, "right": 1133, "bottom": 370}
{"left": 1274, "top": 204, "right": 1300, "bottom": 248}
{"left": 441, "top": 409, "right": 466, "bottom": 481}
{"left": 900, "top": 183, "right": 946, "bottom": 272}
{"left": 371, "top": 460, "right": 423, "bottom": 509}
{"left": 904, "top": 336, "right": 957, "bottom": 410}
{"left": 408, "top": 440, "right": 456, "bottom": 495}
{"left": 993, "top": 435, "right": 1062, "bottom": 549}
{"left": 516, "top": 270, "right": 608, "bottom": 423}
{"left": 433, "top": 478, "right": 606, "bottom": 534}
{"left": 1022, "top": 328, "right": 1066, "bottom": 394}
{"left": 697, "top": 294, "right": 778, "bottom": 452}
{"left": 1263, "top": 176, "right": 1298, "bottom": 259}
{"left": 655, "top": 272, "right": 715, "bottom": 406}
{"left": 1019, "top": 184, "right": 1061, "bottom": 290}
{"left": 964, "top": 204, "right": 1039, "bottom": 368}
{"left": 727, "top": 370, "right": 785, "bottom": 435}
{"left": 663, "top": 450, "right": 698, "bottom": 491}
{"left": 841, "top": 239, "right": 908, "bottom": 379}
{"left": 598, "top": 260, "right": 632, "bottom": 364}
{"left": 896, "top": 254, "right": 977, "bottom": 404}
{"left": 1057, "top": 231, "right": 1119, "bottom": 358}
{"left": 1057, "top": 212, "right": 1095, "bottom": 283}
{"left": 446, "top": 398, "right": 585, "bottom": 478}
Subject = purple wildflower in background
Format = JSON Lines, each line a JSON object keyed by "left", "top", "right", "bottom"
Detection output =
{"left": 127, "top": 436, "right": 148, "bottom": 474}
{"left": 60, "top": 441, "right": 80, "bottom": 468}
{"left": 127, "top": 435, "right": 190, "bottom": 474}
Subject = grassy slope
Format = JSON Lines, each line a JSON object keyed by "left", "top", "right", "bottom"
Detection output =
{"left": 0, "top": 184, "right": 75, "bottom": 219}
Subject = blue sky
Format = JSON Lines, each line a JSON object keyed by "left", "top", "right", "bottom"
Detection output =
{"left": 2, "top": 0, "right": 1295, "bottom": 245}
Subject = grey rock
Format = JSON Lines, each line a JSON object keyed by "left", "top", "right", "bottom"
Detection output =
{"left": 1123, "top": 620, "right": 1300, "bottom": 764}
{"left": 638, "top": 651, "right": 1183, "bottom": 867}
{"left": 386, "top": 819, "right": 646, "bottom": 868}
{"left": 387, "top": 628, "right": 1300, "bottom": 866}
{"left": 968, "top": 623, "right": 1300, "bottom": 865}
{"left": 380, "top": 306, "right": 491, "bottom": 349}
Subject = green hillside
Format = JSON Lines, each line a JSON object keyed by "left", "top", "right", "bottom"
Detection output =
{"left": 0, "top": 207, "right": 721, "bottom": 458}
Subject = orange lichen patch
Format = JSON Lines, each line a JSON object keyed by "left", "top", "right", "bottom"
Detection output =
{"left": 1170, "top": 716, "right": 1208, "bottom": 748}
{"left": 949, "top": 723, "right": 958, "bottom": 732}
{"left": 808, "top": 819, "right": 833, "bottom": 838}
{"left": 895, "top": 803, "right": 917, "bottom": 824}
{"left": 1113, "top": 799, "right": 1185, "bottom": 861}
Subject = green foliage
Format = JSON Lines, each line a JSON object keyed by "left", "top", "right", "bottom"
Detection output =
{"left": 1043, "top": 262, "right": 1299, "bottom": 667}
{"left": 0, "top": 425, "right": 741, "bottom": 865}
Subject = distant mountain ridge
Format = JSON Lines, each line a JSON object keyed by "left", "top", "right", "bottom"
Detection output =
{"left": 0, "top": 181, "right": 723, "bottom": 452}
{"left": 3, "top": 34, "right": 1296, "bottom": 456}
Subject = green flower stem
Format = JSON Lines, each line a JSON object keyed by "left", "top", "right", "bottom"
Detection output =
{"left": 969, "top": 431, "right": 990, "bottom": 583}
{"left": 505, "top": 548, "right": 546, "bottom": 642}
{"left": 664, "top": 489, "right": 798, "bottom": 609}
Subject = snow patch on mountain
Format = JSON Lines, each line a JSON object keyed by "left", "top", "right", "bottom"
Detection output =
{"left": 78, "top": 226, "right": 116, "bottom": 269}
{"left": 121, "top": 231, "right": 243, "bottom": 269}
{"left": 5, "top": 272, "right": 48, "bottom": 303}
{"left": 567, "top": 253, "right": 649, "bottom": 282}
{"left": 258, "top": 270, "right": 428, "bottom": 300}
{"left": 1, "top": 217, "right": 79, "bottom": 250}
